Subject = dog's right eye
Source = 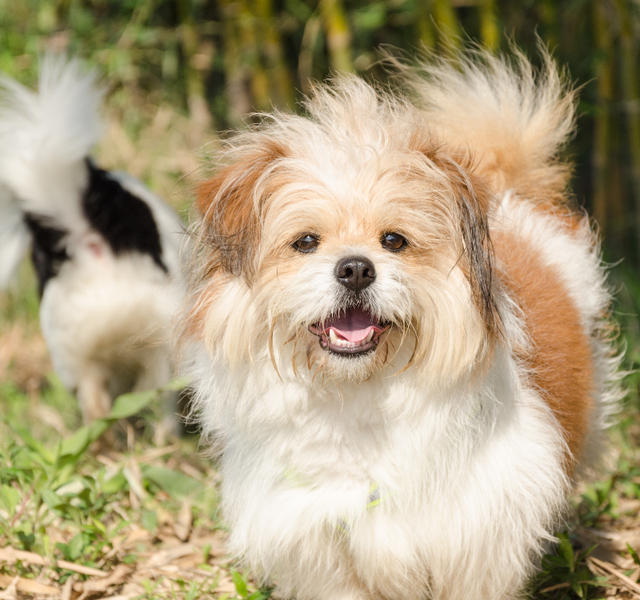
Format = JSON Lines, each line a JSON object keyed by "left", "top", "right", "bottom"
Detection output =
{"left": 293, "top": 234, "right": 319, "bottom": 253}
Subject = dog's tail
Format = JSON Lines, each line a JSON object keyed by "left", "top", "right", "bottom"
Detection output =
{"left": 0, "top": 183, "right": 31, "bottom": 288}
{"left": 393, "top": 46, "right": 577, "bottom": 204}
{"left": 0, "top": 53, "right": 102, "bottom": 233}
{"left": 0, "top": 54, "right": 102, "bottom": 286}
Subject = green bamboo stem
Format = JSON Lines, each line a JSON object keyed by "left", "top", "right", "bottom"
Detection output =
{"left": 591, "top": 0, "right": 615, "bottom": 233}
{"left": 219, "top": 0, "right": 252, "bottom": 125}
{"left": 252, "top": 0, "right": 295, "bottom": 108}
{"left": 176, "top": 0, "right": 211, "bottom": 130}
{"left": 118, "top": 0, "right": 157, "bottom": 48}
{"left": 540, "top": 0, "right": 558, "bottom": 51}
{"left": 616, "top": 0, "right": 640, "bottom": 261}
{"left": 415, "top": 0, "right": 437, "bottom": 49}
{"left": 237, "top": 0, "right": 270, "bottom": 111}
{"left": 299, "top": 15, "right": 322, "bottom": 96}
{"left": 433, "top": 0, "right": 461, "bottom": 52}
{"left": 479, "top": 0, "right": 499, "bottom": 51}
{"left": 319, "top": 0, "right": 354, "bottom": 73}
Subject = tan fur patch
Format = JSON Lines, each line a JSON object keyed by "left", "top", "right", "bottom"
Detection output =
{"left": 494, "top": 229, "right": 593, "bottom": 469}
{"left": 180, "top": 141, "right": 289, "bottom": 343}
{"left": 196, "top": 140, "right": 288, "bottom": 276}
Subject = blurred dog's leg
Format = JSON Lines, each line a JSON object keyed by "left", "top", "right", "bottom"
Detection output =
{"left": 77, "top": 365, "right": 111, "bottom": 424}
{"left": 135, "top": 349, "right": 179, "bottom": 445}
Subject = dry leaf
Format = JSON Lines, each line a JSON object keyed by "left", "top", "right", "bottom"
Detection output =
{"left": 124, "top": 460, "right": 146, "bottom": 507}
{"left": 180, "top": 463, "right": 204, "bottom": 481}
{"left": 61, "top": 576, "right": 75, "bottom": 600}
{"left": 143, "top": 544, "right": 196, "bottom": 569}
{"left": 191, "top": 533, "right": 227, "bottom": 558}
{"left": 0, "top": 575, "right": 58, "bottom": 596}
{"left": 0, "top": 577, "right": 18, "bottom": 600}
{"left": 82, "top": 565, "right": 133, "bottom": 593}
{"left": 0, "top": 546, "right": 107, "bottom": 577}
{"left": 121, "top": 582, "right": 145, "bottom": 596}
{"left": 215, "top": 576, "right": 236, "bottom": 594}
{"left": 174, "top": 499, "right": 192, "bottom": 541}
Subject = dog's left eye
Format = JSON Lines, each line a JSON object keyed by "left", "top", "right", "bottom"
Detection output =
{"left": 381, "top": 233, "right": 407, "bottom": 252}
{"left": 293, "top": 234, "right": 319, "bottom": 253}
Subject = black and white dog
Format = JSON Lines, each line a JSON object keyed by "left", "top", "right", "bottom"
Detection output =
{"left": 0, "top": 54, "right": 185, "bottom": 438}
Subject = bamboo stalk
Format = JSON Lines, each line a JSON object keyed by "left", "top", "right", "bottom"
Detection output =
{"left": 237, "top": 0, "right": 270, "bottom": 111}
{"left": 615, "top": 0, "right": 640, "bottom": 261}
{"left": 433, "top": 0, "right": 461, "bottom": 52}
{"left": 416, "top": 0, "right": 437, "bottom": 49}
{"left": 591, "top": 0, "right": 615, "bottom": 234}
{"left": 176, "top": 0, "right": 212, "bottom": 131}
{"left": 299, "top": 15, "right": 323, "bottom": 96}
{"left": 478, "top": 0, "right": 499, "bottom": 51}
{"left": 540, "top": 0, "right": 558, "bottom": 51}
{"left": 252, "top": 0, "right": 295, "bottom": 108}
{"left": 319, "top": 0, "right": 354, "bottom": 73}
{"left": 117, "top": 0, "right": 157, "bottom": 48}
{"left": 219, "top": 0, "right": 252, "bottom": 125}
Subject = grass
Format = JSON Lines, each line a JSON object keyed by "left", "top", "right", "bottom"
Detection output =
{"left": 0, "top": 381, "right": 254, "bottom": 599}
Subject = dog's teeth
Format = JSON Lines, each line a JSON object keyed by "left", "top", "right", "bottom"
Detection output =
{"left": 329, "top": 329, "right": 338, "bottom": 345}
{"left": 365, "top": 329, "right": 374, "bottom": 344}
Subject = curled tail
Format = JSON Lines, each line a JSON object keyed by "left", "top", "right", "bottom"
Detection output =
{"left": 0, "top": 53, "right": 103, "bottom": 287}
{"left": 393, "top": 46, "right": 577, "bottom": 204}
{"left": 0, "top": 53, "right": 103, "bottom": 233}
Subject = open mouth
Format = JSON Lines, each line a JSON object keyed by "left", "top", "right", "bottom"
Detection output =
{"left": 308, "top": 306, "right": 391, "bottom": 357}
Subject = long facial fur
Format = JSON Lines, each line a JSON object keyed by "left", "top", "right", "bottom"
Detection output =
{"left": 181, "top": 79, "right": 502, "bottom": 387}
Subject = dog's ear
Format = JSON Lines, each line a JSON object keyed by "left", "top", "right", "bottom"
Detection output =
{"left": 197, "top": 141, "right": 287, "bottom": 279}
{"left": 417, "top": 144, "right": 502, "bottom": 337}
{"left": 452, "top": 164, "right": 501, "bottom": 338}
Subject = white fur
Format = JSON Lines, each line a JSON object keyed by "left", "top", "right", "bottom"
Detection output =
{"left": 0, "top": 54, "right": 100, "bottom": 236}
{"left": 182, "top": 50, "right": 618, "bottom": 600}
{"left": 0, "top": 182, "right": 30, "bottom": 287}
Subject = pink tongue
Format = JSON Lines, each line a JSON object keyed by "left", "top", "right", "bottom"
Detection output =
{"left": 325, "top": 308, "right": 378, "bottom": 343}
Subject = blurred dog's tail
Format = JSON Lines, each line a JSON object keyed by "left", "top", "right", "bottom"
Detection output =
{"left": 393, "top": 46, "right": 577, "bottom": 204}
{"left": 0, "top": 53, "right": 102, "bottom": 286}
{"left": 0, "top": 54, "right": 102, "bottom": 232}
{"left": 0, "top": 183, "right": 31, "bottom": 288}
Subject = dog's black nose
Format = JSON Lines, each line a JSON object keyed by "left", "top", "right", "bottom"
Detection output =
{"left": 335, "top": 256, "right": 376, "bottom": 292}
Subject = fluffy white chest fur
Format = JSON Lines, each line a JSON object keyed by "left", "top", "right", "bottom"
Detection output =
{"left": 180, "top": 50, "right": 619, "bottom": 600}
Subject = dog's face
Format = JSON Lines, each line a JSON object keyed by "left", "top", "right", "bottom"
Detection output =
{"left": 185, "top": 81, "right": 501, "bottom": 385}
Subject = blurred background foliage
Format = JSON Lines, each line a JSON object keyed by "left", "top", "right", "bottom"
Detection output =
{"left": 2, "top": 0, "right": 640, "bottom": 333}
{"left": 1, "top": 0, "right": 639, "bottom": 255}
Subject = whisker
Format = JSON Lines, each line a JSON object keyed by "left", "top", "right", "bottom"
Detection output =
{"left": 393, "top": 322, "right": 420, "bottom": 377}
{"left": 306, "top": 342, "right": 316, "bottom": 370}
{"left": 268, "top": 317, "right": 283, "bottom": 382}
{"left": 312, "top": 358, "right": 325, "bottom": 384}
{"left": 291, "top": 330, "right": 302, "bottom": 378}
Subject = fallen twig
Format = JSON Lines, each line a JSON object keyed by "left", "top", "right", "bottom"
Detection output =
{"left": 539, "top": 582, "right": 571, "bottom": 593}
{"left": 587, "top": 556, "right": 640, "bottom": 597}
{"left": 0, "top": 574, "right": 58, "bottom": 596}
{"left": 0, "top": 546, "right": 107, "bottom": 578}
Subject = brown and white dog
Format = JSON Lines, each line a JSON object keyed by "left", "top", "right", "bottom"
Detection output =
{"left": 178, "top": 49, "right": 619, "bottom": 600}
